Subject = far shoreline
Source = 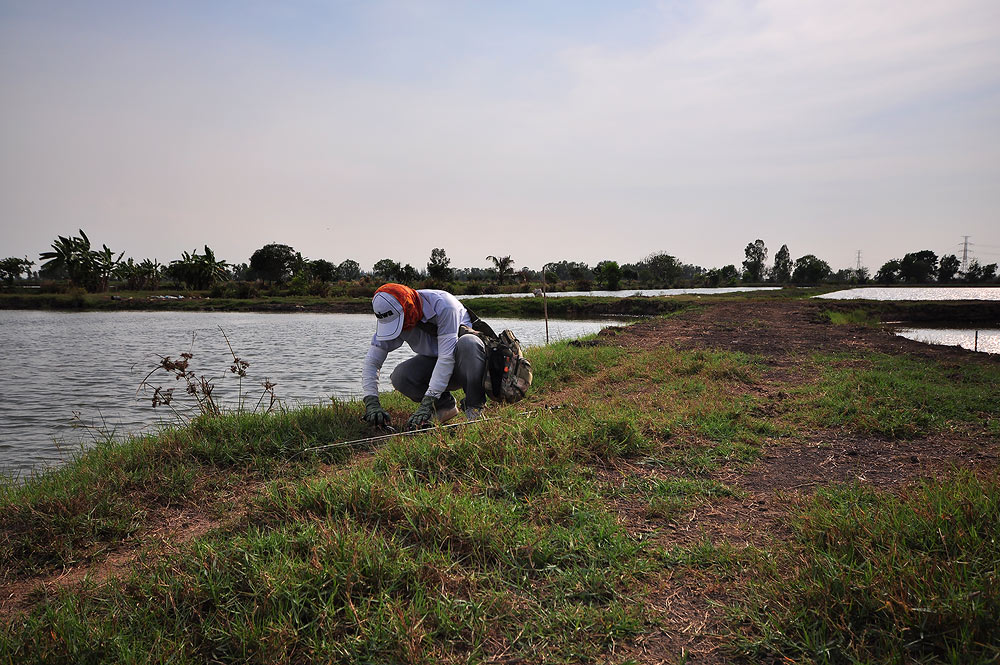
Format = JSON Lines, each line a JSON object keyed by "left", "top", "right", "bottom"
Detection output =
{"left": 3, "top": 288, "right": 1000, "bottom": 325}
{"left": 0, "top": 291, "right": 708, "bottom": 318}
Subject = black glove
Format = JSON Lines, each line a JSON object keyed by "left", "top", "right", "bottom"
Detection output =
{"left": 362, "top": 395, "right": 391, "bottom": 428}
{"left": 405, "top": 395, "right": 437, "bottom": 431}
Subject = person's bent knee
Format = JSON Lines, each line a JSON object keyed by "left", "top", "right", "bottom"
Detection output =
{"left": 390, "top": 355, "right": 436, "bottom": 402}
{"left": 456, "top": 333, "right": 487, "bottom": 358}
{"left": 390, "top": 363, "right": 421, "bottom": 400}
{"left": 389, "top": 364, "right": 406, "bottom": 392}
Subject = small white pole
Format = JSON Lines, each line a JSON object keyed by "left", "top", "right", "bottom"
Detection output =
{"left": 542, "top": 265, "right": 549, "bottom": 344}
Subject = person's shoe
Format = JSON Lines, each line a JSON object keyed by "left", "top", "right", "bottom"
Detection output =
{"left": 433, "top": 393, "right": 460, "bottom": 424}
{"left": 434, "top": 403, "right": 460, "bottom": 423}
{"left": 464, "top": 406, "right": 484, "bottom": 422}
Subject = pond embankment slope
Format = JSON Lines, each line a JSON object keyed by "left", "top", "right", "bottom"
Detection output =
{"left": 5, "top": 287, "right": 1000, "bottom": 321}
{"left": 2, "top": 298, "right": 999, "bottom": 663}
{"left": 0, "top": 290, "right": 694, "bottom": 318}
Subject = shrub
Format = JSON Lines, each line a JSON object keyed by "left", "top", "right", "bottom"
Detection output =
{"left": 214, "top": 281, "right": 260, "bottom": 299}
{"left": 346, "top": 284, "right": 375, "bottom": 298}
{"left": 307, "top": 280, "right": 330, "bottom": 297}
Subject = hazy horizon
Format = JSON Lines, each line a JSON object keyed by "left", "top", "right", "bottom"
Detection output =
{"left": 2, "top": 1, "right": 999, "bottom": 273}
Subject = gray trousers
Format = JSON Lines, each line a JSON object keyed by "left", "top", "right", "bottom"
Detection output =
{"left": 390, "top": 334, "right": 488, "bottom": 410}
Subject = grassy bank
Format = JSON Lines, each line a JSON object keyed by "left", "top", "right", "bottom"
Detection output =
{"left": 0, "top": 291, "right": 373, "bottom": 313}
{"left": 0, "top": 290, "right": 693, "bottom": 318}
{"left": 2, "top": 309, "right": 999, "bottom": 663}
{"left": 817, "top": 299, "right": 1000, "bottom": 326}
{"left": 0, "top": 287, "right": 830, "bottom": 317}
{"left": 11, "top": 287, "right": 1000, "bottom": 326}
{"left": 462, "top": 295, "right": 696, "bottom": 318}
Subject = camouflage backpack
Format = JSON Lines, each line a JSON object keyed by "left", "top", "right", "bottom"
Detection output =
{"left": 482, "top": 329, "right": 533, "bottom": 403}
{"left": 459, "top": 312, "right": 533, "bottom": 403}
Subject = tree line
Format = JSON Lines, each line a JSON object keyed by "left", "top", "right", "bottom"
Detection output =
{"left": 2, "top": 231, "right": 997, "bottom": 294}
{"left": 872, "top": 250, "right": 997, "bottom": 284}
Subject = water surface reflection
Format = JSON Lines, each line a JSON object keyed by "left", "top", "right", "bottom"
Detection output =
{"left": 818, "top": 287, "right": 1000, "bottom": 301}
{"left": 894, "top": 328, "right": 999, "bottom": 354}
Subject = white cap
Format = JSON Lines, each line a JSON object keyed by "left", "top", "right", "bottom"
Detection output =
{"left": 372, "top": 291, "right": 404, "bottom": 341}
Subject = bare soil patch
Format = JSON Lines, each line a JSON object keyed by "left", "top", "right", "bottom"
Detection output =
{"left": 607, "top": 300, "right": 1000, "bottom": 363}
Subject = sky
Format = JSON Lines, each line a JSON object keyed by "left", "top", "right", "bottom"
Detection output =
{"left": 2, "top": 0, "right": 999, "bottom": 273}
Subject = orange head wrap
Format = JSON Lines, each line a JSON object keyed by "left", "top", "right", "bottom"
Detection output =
{"left": 375, "top": 283, "right": 423, "bottom": 331}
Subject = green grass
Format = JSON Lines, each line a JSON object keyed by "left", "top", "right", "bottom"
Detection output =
{"left": 2, "top": 413, "right": 658, "bottom": 663}
{"left": 3, "top": 518, "right": 645, "bottom": 662}
{"left": 527, "top": 339, "right": 628, "bottom": 393}
{"left": 819, "top": 308, "right": 880, "bottom": 326}
{"left": 660, "top": 536, "right": 760, "bottom": 575}
{"left": 733, "top": 471, "right": 1000, "bottom": 664}
{"left": 788, "top": 352, "right": 1000, "bottom": 437}
{"left": 620, "top": 478, "right": 741, "bottom": 521}
{"left": 530, "top": 342, "right": 777, "bottom": 473}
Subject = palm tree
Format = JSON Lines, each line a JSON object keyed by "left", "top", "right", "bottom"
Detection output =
{"left": 486, "top": 255, "right": 515, "bottom": 285}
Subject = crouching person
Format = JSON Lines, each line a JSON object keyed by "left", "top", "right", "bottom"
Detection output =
{"left": 361, "top": 283, "right": 487, "bottom": 431}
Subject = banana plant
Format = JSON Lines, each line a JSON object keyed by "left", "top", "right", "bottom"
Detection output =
{"left": 92, "top": 244, "right": 124, "bottom": 292}
{"left": 40, "top": 230, "right": 95, "bottom": 288}
{"left": 168, "top": 246, "right": 230, "bottom": 290}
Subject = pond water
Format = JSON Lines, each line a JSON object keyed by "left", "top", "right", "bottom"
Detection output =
{"left": 0, "top": 311, "right": 620, "bottom": 476}
{"left": 818, "top": 287, "right": 1000, "bottom": 301}
{"left": 894, "top": 328, "right": 1000, "bottom": 354}
{"left": 459, "top": 286, "right": 781, "bottom": 299}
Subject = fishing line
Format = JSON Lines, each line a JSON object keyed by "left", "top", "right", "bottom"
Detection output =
{"left": 297, "top": 405, "right": 564, "bottom": 455}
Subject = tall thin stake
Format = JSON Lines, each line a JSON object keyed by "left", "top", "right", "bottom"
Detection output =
{"left": 541, "top": 266, "right": 549, "bottom": 344}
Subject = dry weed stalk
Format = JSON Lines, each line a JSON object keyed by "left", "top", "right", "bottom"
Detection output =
{"left": 137, "top": 326, "right": 280, "bottom": 421}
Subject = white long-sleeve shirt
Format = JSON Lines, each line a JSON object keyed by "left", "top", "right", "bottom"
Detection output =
{"left": 361, "top": 289, "right": 472, "bottom": 398}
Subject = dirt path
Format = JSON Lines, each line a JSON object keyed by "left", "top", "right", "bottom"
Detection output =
{"left": 608, "top": 299, "right": 997, "bottom": 360}
{"left": 594, "top": 301, "right": 1000, "bottom": 664}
